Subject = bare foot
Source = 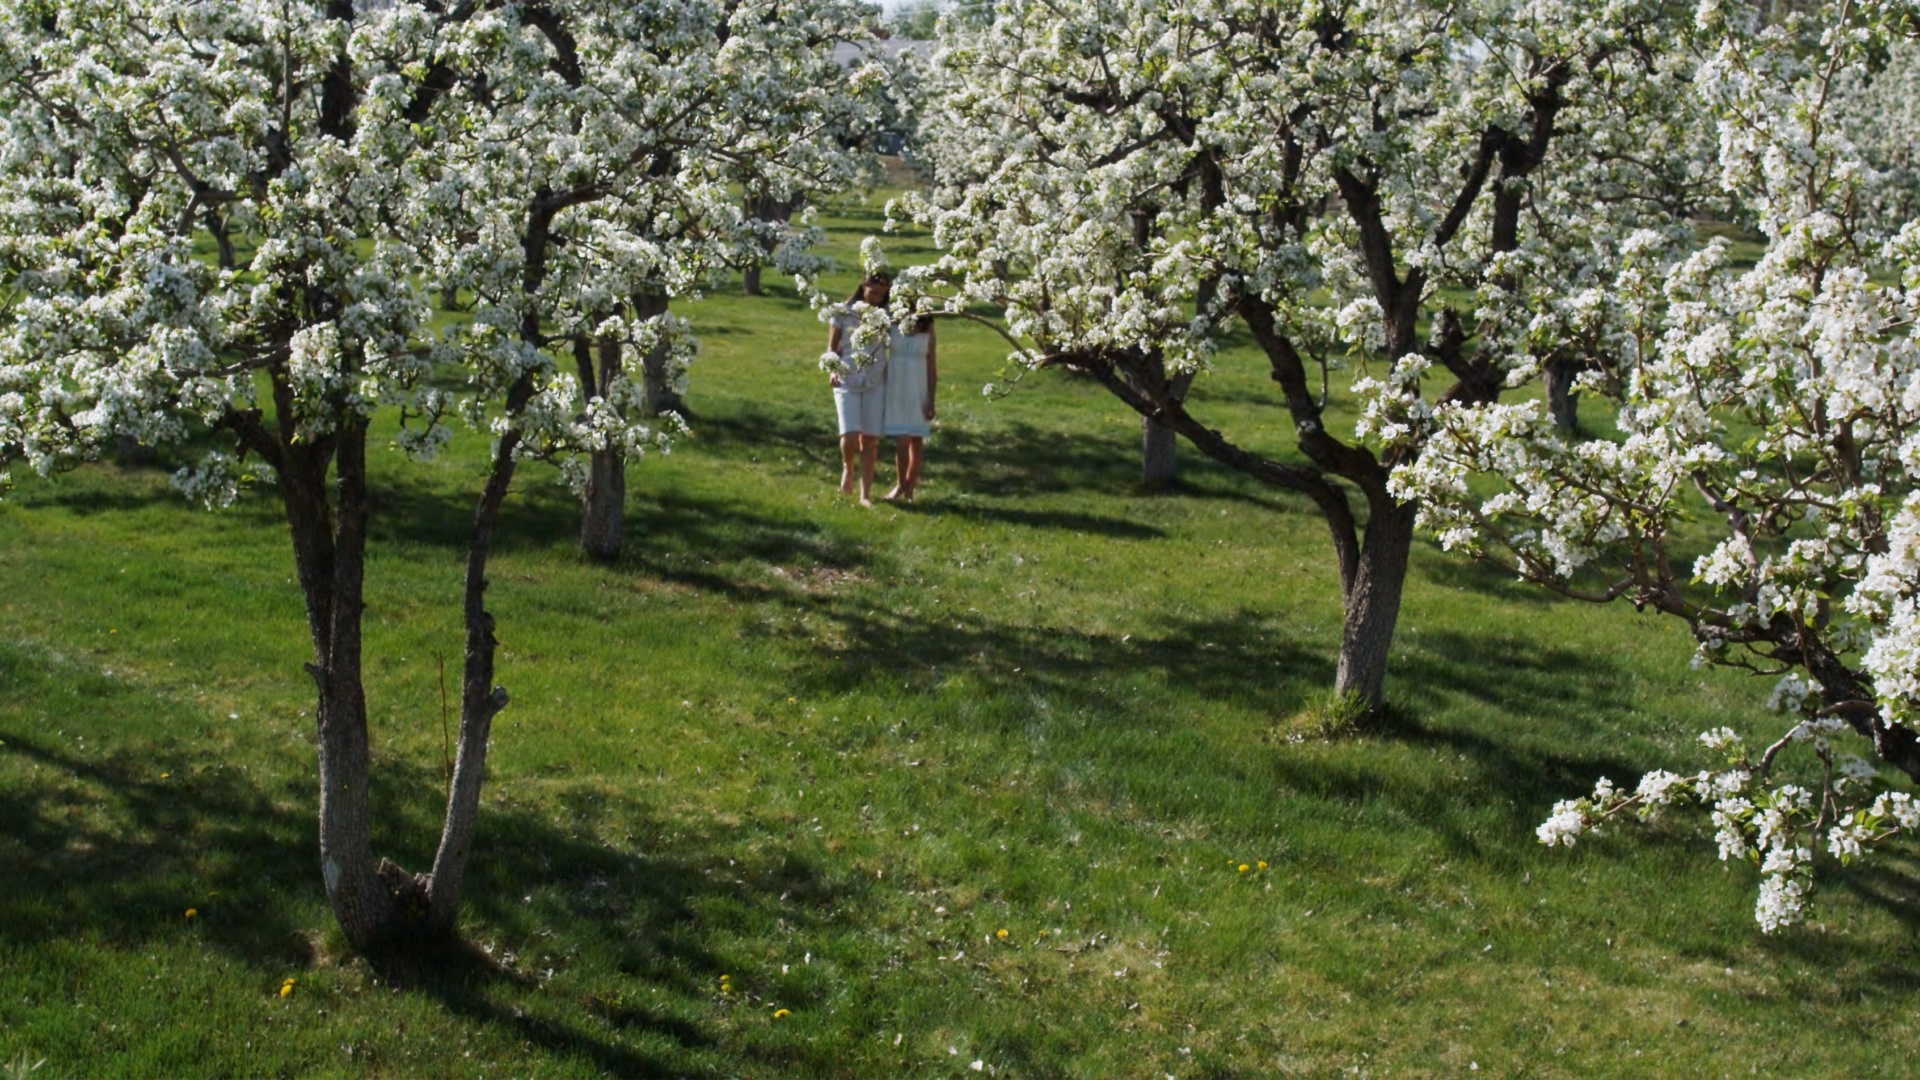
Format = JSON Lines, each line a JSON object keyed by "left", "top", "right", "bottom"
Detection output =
{"left": 859, "top": 495, "right": 874, "bottom": 508}
{"left": 839, "top": 472, "right": 856, "bottom": 495}
{"left": 883, "top": 485, "right": 903, "bottom": 501}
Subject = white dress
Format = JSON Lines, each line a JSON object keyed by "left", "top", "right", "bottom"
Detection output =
{"left": 831, "top": 310, "right": 886, "bottom": 436}
{"left": 882, "top": 327, "right": 931, "bottom": 437}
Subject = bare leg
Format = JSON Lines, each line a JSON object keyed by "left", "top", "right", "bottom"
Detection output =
{"left": 901, "top": 436, "right": 925, "bottom": 501}
{"left": 839, "top": 433, "right": 860, "bottom": 494}
{"left": 858, "top": 434, "right": 880, "bottom": 507}
{"left": 885, "top": 439, "right": 909, "bottom": 501}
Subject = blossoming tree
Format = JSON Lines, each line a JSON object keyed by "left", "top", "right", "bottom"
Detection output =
{"left": 0, "top": 0, "right": 874, "bottom": 952}
{"left": 420, "top": 0, "right": 888, "bottom": 558}
{"left": 897, "top": 0, "right": 1708, "bottom": 711}
{"left": 1391, "top": 0, "right": 1920, "bottom": 930}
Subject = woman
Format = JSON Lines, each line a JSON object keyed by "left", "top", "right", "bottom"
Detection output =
{"left": 881, "top": 314, "right": 937, "bottom": 502}
{"left": 827, "top": 274, "right": 891, "bottom": 506}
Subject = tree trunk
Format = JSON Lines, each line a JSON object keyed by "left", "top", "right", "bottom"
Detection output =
{"left": 1545, "top": 355, "right": 1580, "bottom": 432}
{"left": 741, "top": 193, "right": 797, "bottom": 297}
{"left": 206, "top": 208, "right": 235, "bottom": 271}
{"left": 422, "top": 381, "right": 529, "bottom": 936}
{"left": 1142, "top": 416, "right": 1178, "bottom": 489}
{"left": 580, "top": 449, "right": 625, "bottom": 560}
{"left": 1141, "top": 370, "right": 1195, "bottom": 491}
{"left": 577, "top": 332, "right": 625, "bottom": 560}
{"left": 635, "top": 290, "right": 681, "bottom": 418}
{"left": 115, "top": 434, "right": 157, "bottom": 465}
{"left": 1334, "top": 497, "right": 1417, "bottom": 713}
{"left": 279, "top": 417, "right": 404, "bottom": 953}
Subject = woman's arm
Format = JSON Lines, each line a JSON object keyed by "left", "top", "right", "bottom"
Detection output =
{"left": 923, "top": 324, "right": 938, "bottom": 420}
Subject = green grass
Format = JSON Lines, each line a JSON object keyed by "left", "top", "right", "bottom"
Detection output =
{"left": 1, "top": 193, "right": 1918, "bottom": 1077}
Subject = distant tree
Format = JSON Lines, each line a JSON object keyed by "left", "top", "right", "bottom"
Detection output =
{"left": 898, "top": 0, "right": 1710, "bottom": 713}
{"left": 886, "top": 0, "right": 944, "bottom": 39}
{"left": 0, "top": 0, "right": 876, "bottom": 952}
{"left": 1833, "top": 36, "right": 1920, "bottom": 229}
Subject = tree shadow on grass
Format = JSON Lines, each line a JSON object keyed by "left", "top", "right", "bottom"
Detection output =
{"left": 0, "top": 645, "right": 870, "bottom": 1077}
{"left": 362, "top": 759, "right": 873, "bottom": 1076}
{"left": 361, "top": 467, "right": 583, "bottom": 555}
{"left": 782, "top": 592, "right": 1334, "bottom": 724}
{"left": 1224, "top": 632, "right": 1658, "bottom": 870}
{"left": 1328, "top": 629, "right": 1920, "bottom": 987}
{"left": 933, "top": 421, "right": 1175, "bottom": 499}
{"left": 691, "top": 401, "right": 840, "bottom": 467}
{"left": 695, "top": 402, "right": 1154, "bottom": 500}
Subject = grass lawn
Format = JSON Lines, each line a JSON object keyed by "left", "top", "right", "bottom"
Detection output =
{"left": 1, "top": 193, "right": 1917, "bottom": 1077}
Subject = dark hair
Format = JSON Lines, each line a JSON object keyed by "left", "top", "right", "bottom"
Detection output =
{"left": 906, "top": 313, "right": 933, "bottom": 335}
{"left": 846, "top": 272, "right": 894, "bottom": 304}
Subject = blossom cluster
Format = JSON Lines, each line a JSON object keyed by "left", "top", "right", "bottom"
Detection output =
{"left": 1536, "top": 721, "right": 1902, "bottom": 931}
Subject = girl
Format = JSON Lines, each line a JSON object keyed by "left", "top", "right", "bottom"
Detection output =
{"left": 881, "top": 314, "right": 937, "bottom": 502}
{"left": 827, "top": 274, "right": 891, "bottom": 506}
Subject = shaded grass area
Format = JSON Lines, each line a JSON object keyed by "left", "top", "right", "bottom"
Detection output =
{"left": 2, "top": 194, "right": 1919, "bottom": 1077}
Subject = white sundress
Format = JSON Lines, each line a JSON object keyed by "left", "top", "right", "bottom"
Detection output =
{"left": 881, "top": 327, "right": 931, "bottom": 438}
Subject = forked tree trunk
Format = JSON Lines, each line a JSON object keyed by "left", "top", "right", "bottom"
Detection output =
{"left": 1334, "top": 498, "right": 1417, "bottom": 711}
{"left": 577, "top": 333, "right": 625, "bottom": 560}
{"left": 271, "top": 387, "right": 527, "bottom": 950}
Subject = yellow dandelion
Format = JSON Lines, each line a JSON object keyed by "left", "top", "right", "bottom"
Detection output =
{"left": 184, "top": 908, "right": 198, "bottom": 919}
{"left": 996, "top": 928, "right": 1008, "bottom": 940}
{"left": 1257, "top": 860, "right": 1268, "bottom": 871}
{"left": 1237, "top": 864, "right": 1249, "bottom": 873}
{"left": 279, "top": 983, "right": 294, "bottom": 998}
{"left": 773, "top": 1009, "right": 791, "bottom": 1019}
{"left": 788, "top": 697, "right": 797, "bottom": 703}
{"left": 160, "top": 773, "right": 170, "bottom": 780}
